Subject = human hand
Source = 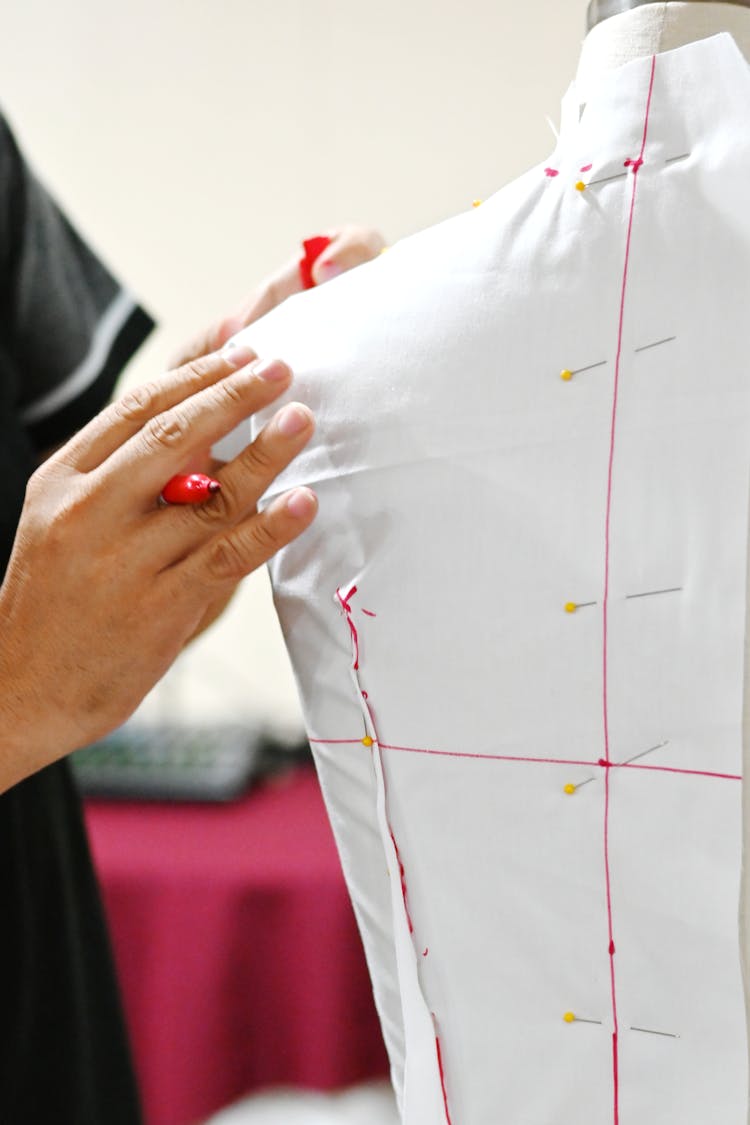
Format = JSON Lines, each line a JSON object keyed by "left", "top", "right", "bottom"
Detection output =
{"left": 170, "top": 224, "right": 386, "bottom": 368}
{"left": 0, "top": 347, "right": 316, "bottom": 791}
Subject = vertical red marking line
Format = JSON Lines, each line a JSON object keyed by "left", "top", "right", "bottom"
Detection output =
{"left": 336, "top": 585, "right": 451, "bottom": 1118}
{"left": 434, "top": 1018, "right": 454, "bottom": 1125}
{"left": 601, "top": 55, "right": 656, "bottom": 1125}
{"left": 336, "top": 585, "right": 360, "bottom": 670}
{"left": 389, "top": 829, "right": 414, "bottom": 934}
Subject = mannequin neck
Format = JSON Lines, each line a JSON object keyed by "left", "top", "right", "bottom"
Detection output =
{"left": 577, "top": 2, "right": 750, "bottom": 99}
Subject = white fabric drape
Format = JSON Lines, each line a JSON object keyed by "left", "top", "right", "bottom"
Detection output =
{"left": 222, "top": 33, "right": 750, "bottom": 1124}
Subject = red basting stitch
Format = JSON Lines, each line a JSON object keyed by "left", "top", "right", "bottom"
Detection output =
{"left": 335, "top": 585, "right": 453, "bottom": 1118}
{"left": 389, "top": 829, "right": 414, "bottom": 934}
{"left": 336, "top": 585, "right": 360, "bottom": 670}
{"left": 434, "top": 1018, "right": 454, "bottom": 1125}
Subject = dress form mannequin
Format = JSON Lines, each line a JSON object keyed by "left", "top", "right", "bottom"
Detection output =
{"left": 221, "top": 18, "right": 750, "bottom": 1123}
{"left": 578, "top": 2, "right": 750, "bottom": 98}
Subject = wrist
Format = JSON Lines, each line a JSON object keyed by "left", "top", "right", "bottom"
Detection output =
{"left": 0, "top": 657, "right": 79, "bottom": 792}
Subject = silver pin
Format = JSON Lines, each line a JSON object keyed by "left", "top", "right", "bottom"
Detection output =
{"left": 634, "top": 336, "right": 676, "bottom": 354}
{"left": 630, "top": 1025, "right": 680, "bottom": 1039}
{"left": 622, "top": 740, "right": 669, "bottom": 767}
{"left": 573, "top": 359, "right": 608, "bottom": 376}
{"left": 560, "top": 361, "right": 607, "bottom": 382}
{"left": 664, "top": 153, "right": 690, "bottom": 166}
{"left": 587, "top": 170, "right": 629, "bottom": 187}
{"left": 566, "top": 740, "right": 669, "bottom": 794}
{"left": 568, "top": 775, "right": 596, "bottom": 792}
{"left": 565, "top": 1014, "right": 603, "bottom": 1026}
{"left": 545, "top": 114, "right": 560, "bottom": 142}
{"left": 625, "top": 587, "right": 682, "bottom": 601}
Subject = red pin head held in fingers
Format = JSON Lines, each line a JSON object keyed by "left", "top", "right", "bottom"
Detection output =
{"left": 299, "top": 236, "right": 333, "bottom": 290}
{"left": 160, "top": 473, "right": 222, "bottom": 505}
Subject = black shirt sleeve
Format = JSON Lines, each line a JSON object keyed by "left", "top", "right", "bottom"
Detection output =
{"left": 0, "top": 114, "right": 152, "bottom": 1125}
{"left": 0, "top": 114, "right": 154, "bottom": 451}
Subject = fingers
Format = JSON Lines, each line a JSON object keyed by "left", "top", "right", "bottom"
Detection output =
{"left": 92, "top": 355, "right": 296, "bottom": 513}
{"left": 311, "top": 225, "right": 387, "bottom": 285}
{"left": 55, "top": 346, "right": 258, "bottom": 474}
{"left": 233, "top": 224, "right": 387, "bottom": 330}
{"left": 143, "top": 401, "right": 315, "bottom": 567}
{"left": 171, "top": 224, "right": 388, "bottom": 371}
{"left": 176, "top": 486, "right": 318, "bottom": 590}
{"left": 210, "top": 402, "right": 315, "bottom": 520}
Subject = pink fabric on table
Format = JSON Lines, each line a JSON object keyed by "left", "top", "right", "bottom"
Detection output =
{"left": 84, "top": 768, "right": 388, "bottom": 1125}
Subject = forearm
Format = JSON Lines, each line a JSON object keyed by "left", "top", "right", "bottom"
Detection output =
{"left": 0, "top": 346, "right": 316, "bottom": 792}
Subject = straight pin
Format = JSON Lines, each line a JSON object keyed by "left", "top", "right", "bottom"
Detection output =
{"left": 664, "top": 153, "right": 690, "bottom": 166}
{"left": 621, "top": 740, "right": 669, "bottom": 767}
{"left": 564, "top": 776, "right": 595, "bottom": 795}
{"left": 634, "top": 336, "right": 676, "bottom": 354}
{"left": 564, "top": 1012, "right": 602, "bottom": 1026}
{"left": 625, "top": 587, "right": 682, "bottom": 602}
{"left": 587, "top": 170, "right": 629, "bottom": 187}
{"left": 630, "top": 1026, "right": 680, "bottom": 1039}
{"left": 561, "top": 360, "right": 607, "bottom": 382}
{"left": 565, "top": 601, "right": 597, "bottom": 613}
{"left": 565, "top": 740, "right": 668, "bottom": 795}
{"left": 573, "top": 359, "right": 608, "bottom": 376}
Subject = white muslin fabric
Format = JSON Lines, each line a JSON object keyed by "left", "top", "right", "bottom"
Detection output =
{"left": 221, "top": 34, "right": 750, "bottom": 1125}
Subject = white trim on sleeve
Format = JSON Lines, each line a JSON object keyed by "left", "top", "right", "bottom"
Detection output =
{"left": 20, "top": 289, "right": 136, "bottom": 425}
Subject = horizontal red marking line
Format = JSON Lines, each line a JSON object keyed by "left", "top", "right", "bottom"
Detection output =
{"left": 311, "top": 738, "right": 592, "bottom": 767}
{"left": 382, "top": 745, "right": 596, "bottom": 768}
{"left": 617, "top": 762, "right": 741, "bottom": 782}
{"left": 309, "top": 739, "right": 741, "bottom": 781}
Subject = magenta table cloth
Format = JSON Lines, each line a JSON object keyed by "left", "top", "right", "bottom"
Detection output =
{"left": 84, "top": 768, "right": 389, "bottom": 1125}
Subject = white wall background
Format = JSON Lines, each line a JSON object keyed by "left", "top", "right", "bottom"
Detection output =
{"left": 0, "top": 0, "right": 585, "bottom": 730}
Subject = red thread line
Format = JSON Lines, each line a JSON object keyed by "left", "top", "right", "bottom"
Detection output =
{"left": 601, "top": 54, "right": 656, "bottom": 1125}
{"left": 389, "top": 829, "right": 414, "bottom": 934}
{"left": 434, "top": 1023, "right": 454, "bottom": 1125}
{"left": 338, "top": 590, "right": 414, "bottom": 935}
{"left": 337, "top": 586, "right": 445, "bottom": 1105}
{"left": 620, "top": 762, "right": 739, "bottom": 782}
{"left": 336, "top": 585, "right": 360, "bottom": 671}
{"left": 308, "top": 739, "right": 741, "bottom": 782}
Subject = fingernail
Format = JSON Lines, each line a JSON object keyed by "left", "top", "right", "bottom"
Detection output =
{"left": 315, "top": 259, "right": 343, "bottom": 283}
{"left": 221, "top": 342, "right": 256, "bottom": 368}
{"left": 276, "top": 403, "right": 311, "bottom": 437}
{"left": 286, "top": 488, "right": 317, "bottom": 518}
{"left": 254, "top": 358, "right": 290, "bottom": 382}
